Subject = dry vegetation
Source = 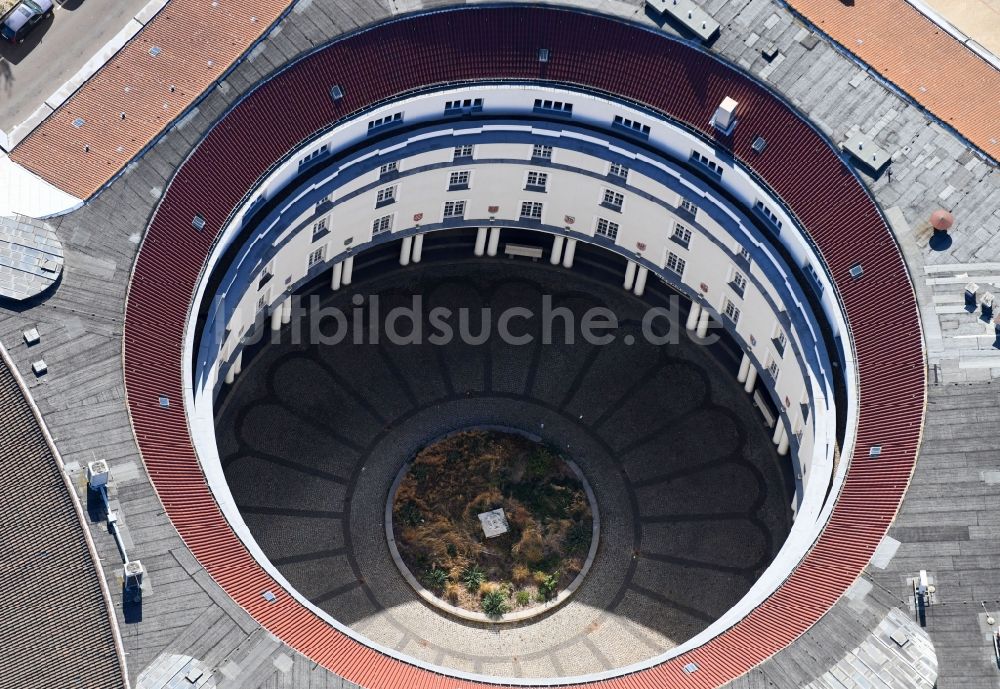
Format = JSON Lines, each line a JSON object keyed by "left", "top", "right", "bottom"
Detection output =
{"left": 392, "top": 430, "right": 593, "bottom": 618}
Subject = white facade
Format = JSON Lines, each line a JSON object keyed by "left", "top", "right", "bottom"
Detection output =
{"left": 180, "top": 83, "right": 858, "bottom": 683}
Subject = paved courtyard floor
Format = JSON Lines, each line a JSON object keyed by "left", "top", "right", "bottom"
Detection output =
{"left": 215, "top": 247, "right": 794, "bottom": 679}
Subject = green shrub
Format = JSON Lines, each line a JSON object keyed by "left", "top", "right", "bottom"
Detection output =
{"left": 461, "top": 564, "right": 486, "bottom": 592}
{"left": 515, "top": 589, "right": 531, "bottom": 606}
{"left": 565, "top": 522, "right": 591, "bottom": 554}
{"left": 526, "top": 448, "right": 555, "bottom": 479}
{"left": 422, "top": 567, "right": 449, "bottom": 591}
{"left": 537, "top": 572, "right": 560, "bottom": 600}
{"left": 398, "top": 501, "right": 423, "bottom": 527}
{"left": 481, "top": 589, "right": 510, "bottom": 618}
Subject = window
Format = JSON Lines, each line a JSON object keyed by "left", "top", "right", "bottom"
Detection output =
{"left": 525, "top": 171, "right": 548, "bottom": 191}
{"left": 312, "top": 217, "right": 329, "bottom": 242}
{"left": 723, "top": 298, "right": 741, "bottom": 324}
{"left": 595, "top": 218, "right": 619, "bottom": 241}
{"left": 531, "top": 144, "right": 553, "bottom": 160}
{"left": 672, "top": 223, "right": 692, "bottom": 248}
{"left": 258, "top": 261, "right": 273, "bottom": 288}
{"left": 690, "top": 150, "right": 723, "bottom": 176}
{"left": 448, "top": 170, "right": 471, "bottom": 190}
{"left": 379, "top": 161, "right": 398, "bottom": 176}
{"left": 754, "top": 200, "right": 783, "bottom": 231}
{"left": 317, "top": 194, "right": 331, "bottom": 205}
{"left": 256, "top": 290, "right": 269, "bottom": 312}
{"left": 609, "top": 162, "right": 629, "bottom": 180}
{"left": 444, "top": 98, "right": 483, "bottom": 115}
{"left": 443, "top": 200, "right": 466, "bottom": 219}
{"left": 805, "top": 264, "right": 824, "bottom": 294}
{"left": 375, "top": 185, "right": 396, "bottom": 207}
{"left": 601, "top": 189, "right": 624, "bottom": 212}
{"left": 773, "top": 329, "right": 787, "bottom": 356}
{"left": 533, "top": 99, "right": 573, "bottom": 115}
{"left": 731, "top": 270, "right": 747, "bottom": 297}
{"left": 738, "top": 246, "right": 752, "bottom": 264}
{"left": 307, "top": 246, "right": 326, "bottom": 269}
{"left": 367, "top": 112, "right": 403, "bottom": 132}
{"left": 767, "top": 359, "right": 780, "bottom": 381}
{"left": 680, "top": 198, "right": 698, "bottom": 215}
{"left": 666, "top": 251, "right": 686, "bottom": 277}
{"left": 372, "top": 214, "right": 393, "bottom": 234}
{"left": 299, "top": 144, "right": 329, "bottom": 168}
{"left": 453, "top": 144, "right": 474, "bottom": 160}
{"left": 520, "top": 201, "right": 543, "bottom": 220}
{"left": 613, "top": 115, "right": 651, "bottom": 137}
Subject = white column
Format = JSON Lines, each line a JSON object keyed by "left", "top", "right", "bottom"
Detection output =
{"left": 270, "top": 305, "right": 282, "bottom": 331}
{"left": 777, "top": 429, "right": 790, "bottom": 456}
{"left": 623, "top": 261, "right": 637, "bottom": 291}
{"left": 281, "top": 298, "right": 292, "bottom": 325}
{"left": 331, "top": 262, "right": 343, "bottom": 291}
{"left": 772, "top": 420, "right": 785, "bottom": 445}
{"left": 400, "top": 236, "right": 413, "bottom": 266}
{"left": 695, "top": 309, "right": 710, "bottom": 338}
{"left": 487, "top": 227, "right": 501, "bottom": 257}
{"left": 224, "top": 364, "right": 235, "bottom": 385}
{"left": 412, "top": 234, "right": 424, "bottom": 263}
{"left": 474, "top": 227, "right": 488, "bottom": 256}
{"left": 342, "top": 256, "right": 354, "bottom": 285}
{"left": 633, "top": 266, "right": 648, "bottom": 296}
{"left": 550, "top": 235, "right": 564, "bottom": 265}
{"left": 686, "top": 302, "right": 702, "bottom": 331}
{"left": 744, "top": 365, "right": 758, "bottom": 393}
{"left": 737, "top": 353, "right": 751, "bottom": 383}
{"left": 233, "top": 351, "right": 242, "bottom": 375}
{"left": 562, "top": 238, "right": 577, "bottom": 268}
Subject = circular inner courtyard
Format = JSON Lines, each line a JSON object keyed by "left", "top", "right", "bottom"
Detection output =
{"left": 215, "top": 239, "right": 794, "bottom": 678}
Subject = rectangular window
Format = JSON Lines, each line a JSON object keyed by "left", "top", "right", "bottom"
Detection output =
{"left": 612, "top": 115, "right": 651, "bottom": 138}
{"left": 609, "top": 162, "right": 629, "bottom": 180}
{"left": 317, "top": 194, "right": 331, "bottom": 205}
{"left": 444, "top": 98, "right": 484, "bottom": 115}
{"left": 601, "top": 189, "right": 624, "bottom": 212}
{"left": 595, "top": 218, "right": 619, "bottom": 241}
{"left": 448, "top": 170, "right": 471, "bottom": 190}
{"left": 372, "top": 214, "right": 393, "bottom": 235}
{"left": 731, "top": 270, "right": 747, "bottom": 297}
{"left": 375, "top": 185, "right": 396, "bottom": 207}
{"left": 531, "top": 144, "right": 553, "bottom": 160}
{"left": 454, "top": 144, "right": 474, "bottom": 160}
{"left": 299, "top": 144, "right": 329, "bottom": 169}
{"left": 690, "top": 150, "right": 724, "bottom": 177}
{"left": 443, "top": 200, "right": 466, "bottom": 219}
{"left": 367, "top": 112, "right": 403, "bottom": 132}
{"left": 680, "top": 198, "right": 698, "bottom": 215}
{"left": 307, "top": 246, "right": 326, "bottom": 269}
{"left": 773, "top": 329, "right": 787, "bottom": 356}
{"left": 754, "top": 200, "right": 783, "bottom": 232}
{"left": 723, "top": 298, "right": 741, "bottom": 324}
{"left": 805, "top": 264, "right": 824, "bottom": 295}
{"left": 533, "top": 99, "right": 573, "bottom": 115}
{"left": 525, "top": 171, "right": 548, "bottom": 191}
{"left": 256, "top": 290, "right": 269, "bottom": 312}
{"left": 672, "top": 223, "right": 692, "bottom": 248}
{"left": 767, "top": 359, "right": 780, "bottom": 381}
{"left": 666, "top": 251, "right": 686, "bottom": 277}
{"left": 738, "top": 246, "right": 752, "bottom": 265}
{"left": 379, "top": 161, "right": 398, "bottom": 176}
{"left": 520, "top": 201, "right": 544, "bottom": 220}
{"left": 312, "top": 217, "right": 329, "bottom": 242}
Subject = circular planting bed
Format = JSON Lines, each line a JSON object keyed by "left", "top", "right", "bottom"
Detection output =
{"left": 387, "top": 429, "right": 598, "bottom": 621}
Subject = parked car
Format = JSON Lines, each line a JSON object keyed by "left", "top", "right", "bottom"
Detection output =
{"left": 1, "top": 0, "right": 53, "bottom": 45}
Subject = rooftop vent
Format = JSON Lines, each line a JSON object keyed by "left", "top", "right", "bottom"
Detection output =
{"left": 751, "top": 136, "right": 767, "bottom": 153}
{"left": 87, "top": 460, "right": 110, "bottom": 489}
{"left": 712, "top": 96, "right": 738, "bottom": 134}
{"left": 849, "top": 263, "right": 864, "bottom": 279}
{"left": 124, "top": 560, "right": 145, "bottom": 586}
{"left": 149, "top": 46, "right": 161, "bottom": 57}
{"left": 538, "top": 48, "right": 550, "bottom": 62}
{"left": 31, "top": 359, "right": 47, "bottom": 376}
{"left": 192, "top": 215, "right": 206, "bottom": 231}
{"left": 72, "top": 118, "right": 85, "bottom": 128}
{"left": 330, "top": 84, "right": 344, "bottom": 101}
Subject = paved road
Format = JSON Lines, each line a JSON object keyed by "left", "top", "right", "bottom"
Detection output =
{"left": 0, "top": 0, "right": 152, "bottom": 132}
